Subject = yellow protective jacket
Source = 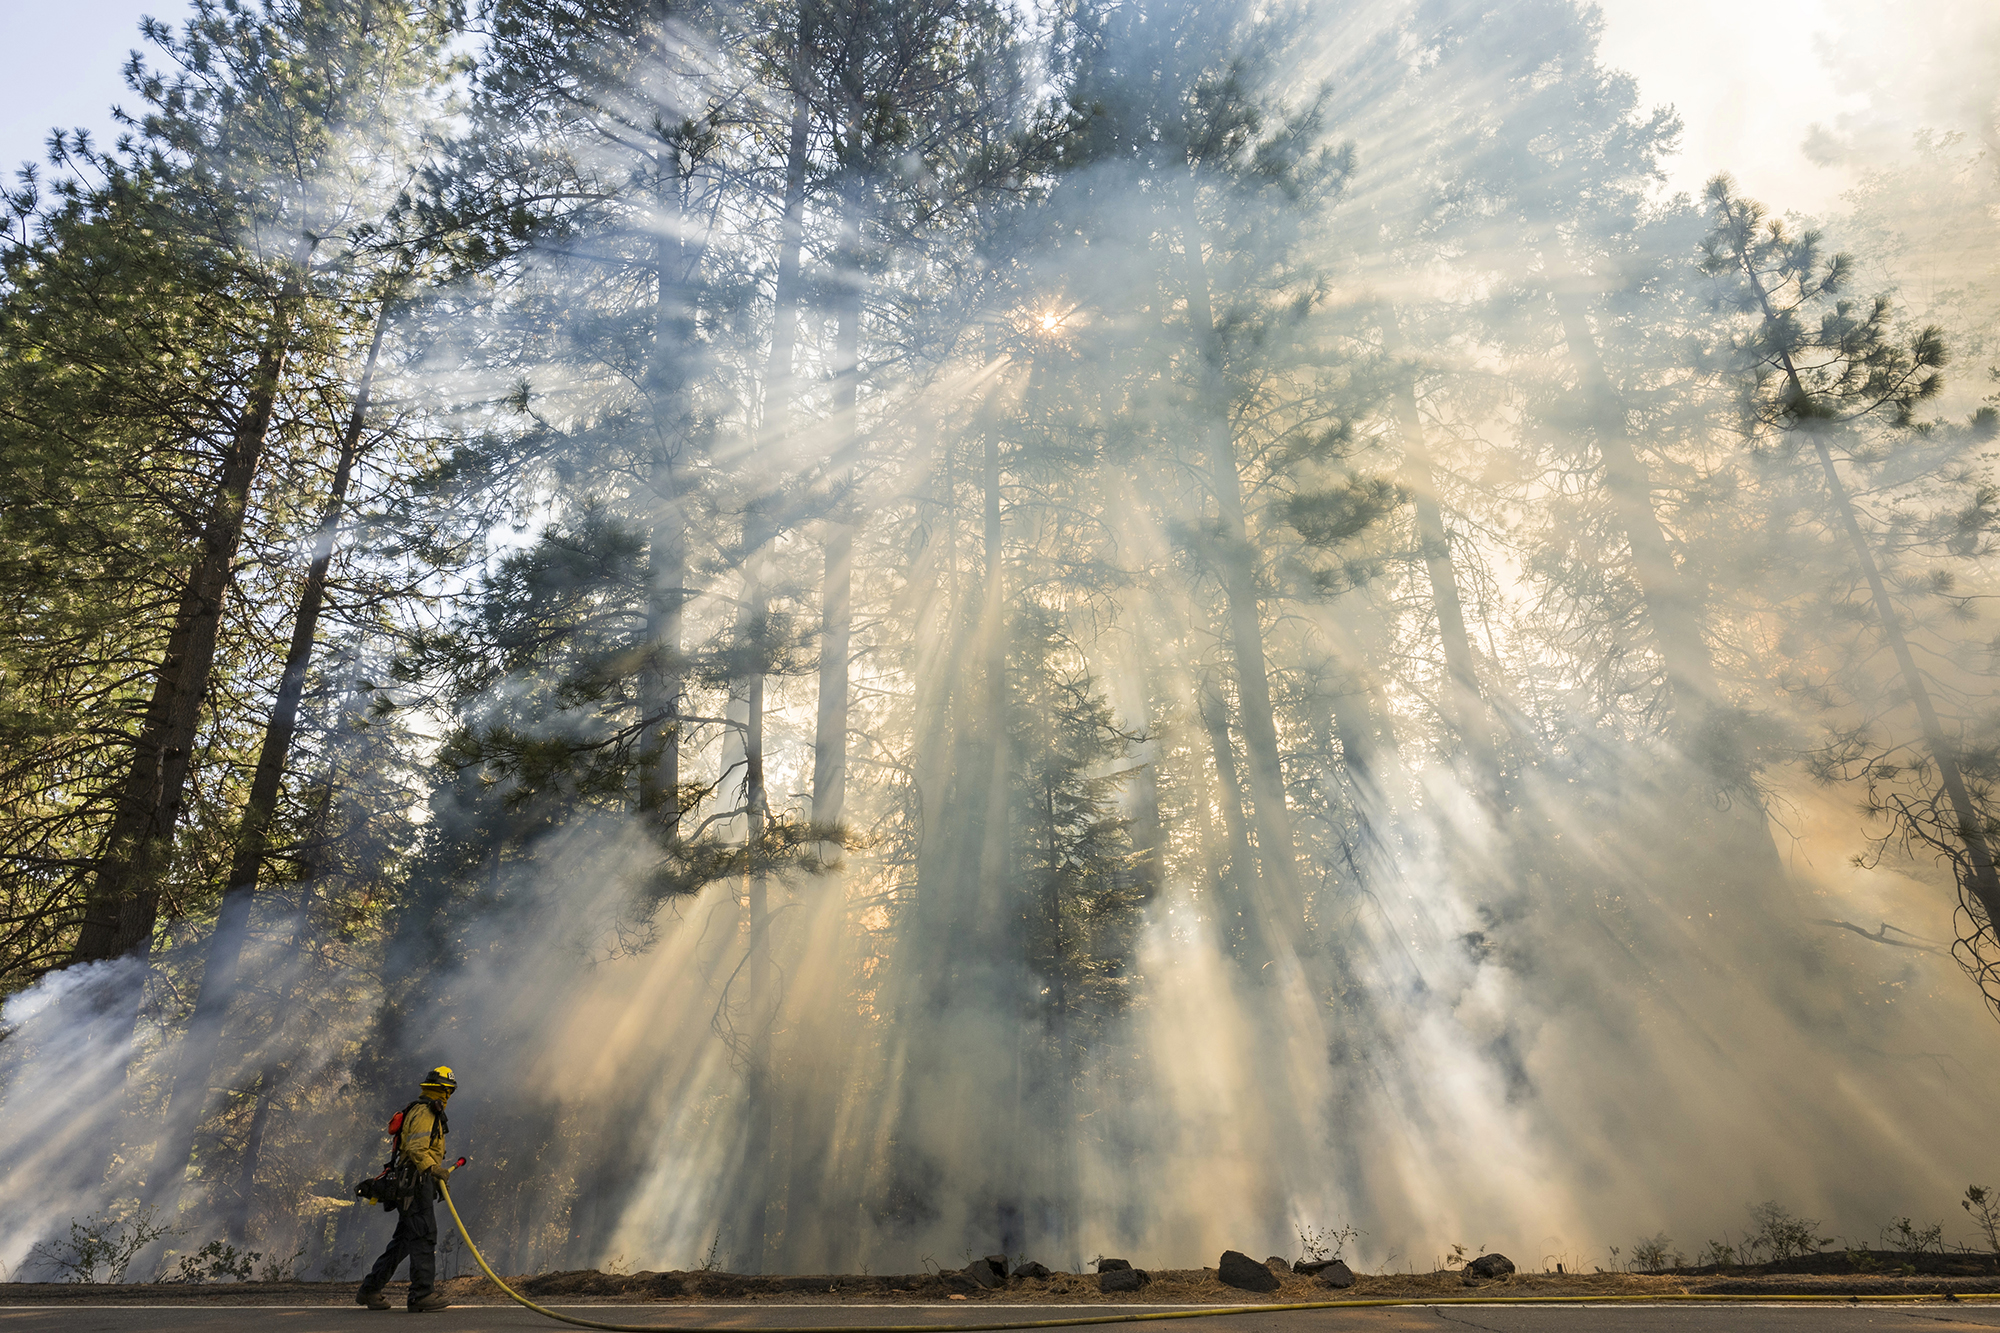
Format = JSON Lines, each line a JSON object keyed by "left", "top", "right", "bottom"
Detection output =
{"left": 398, "top": 1098, "right": 450, "bottom": 1179}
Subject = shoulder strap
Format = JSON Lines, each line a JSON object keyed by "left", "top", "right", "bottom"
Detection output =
{"left": 398, "top": 1097, "right": 448, "bottom": 1152}
{"left": 391, "top": 1099, "right": 430, "bottom": 1161}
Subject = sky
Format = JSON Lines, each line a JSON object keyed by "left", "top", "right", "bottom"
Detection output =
{"left": 0, "top": 0, "right": 1988, "bottom": 212}
{"left": 0, "top": 1, "right": 156, "bottom": 176}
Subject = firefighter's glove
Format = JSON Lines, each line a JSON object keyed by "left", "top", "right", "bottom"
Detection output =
{"left": 427, "top": 1162, "right": 453, "bottom": 1181}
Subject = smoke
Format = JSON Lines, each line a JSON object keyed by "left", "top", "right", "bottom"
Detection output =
{"left": 1802, "top": 0, "right": 2000, "bottom": 170}
{"left": 5, "top": 0, "right": 2000, "bottom": 1287}
{"left": 2, "top": 775, "right": 1994, "bottom": 1275}
{"left": 0, "top": 959, "right": 150, "bottom": 1273}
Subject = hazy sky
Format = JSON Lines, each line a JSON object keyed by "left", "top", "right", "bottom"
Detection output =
{"left": 1596, "top": 0, "right": 1859, "bottom": 209}
{"left": 0, "top": 0, "right": 1985, "bottom": 214}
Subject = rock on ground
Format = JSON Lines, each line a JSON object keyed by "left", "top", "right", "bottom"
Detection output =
{"left": 1466, "top": 1254, "right": 1515, "bottom": 1280}
{"left": 1217, "top": 1250, "right": 1279, "bottom": 1292}
{"left": 961, "top": 1259, "right": 1003, "bottom": 1289}
{"left": 1100, "top": 1268, "right": 1149, "bottom": 1293}
{"left": 1316, "top": 1260, "right": 1355, "bottom": 1289}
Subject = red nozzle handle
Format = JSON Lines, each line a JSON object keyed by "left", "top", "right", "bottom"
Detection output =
{"left": 454, "top": 1157, "right": 468, "bottom": 1169}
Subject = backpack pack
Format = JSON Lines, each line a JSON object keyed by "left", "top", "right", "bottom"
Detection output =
{"left": 352, "top": 1097, "right": 449, "bottom": 1211}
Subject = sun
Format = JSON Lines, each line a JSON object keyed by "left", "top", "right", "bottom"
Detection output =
{"left": 1039, "top": 310, "right": 1062, "bottom": 332}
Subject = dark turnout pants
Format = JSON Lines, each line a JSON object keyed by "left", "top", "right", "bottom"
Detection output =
{"left": 362, "top": 1183, "right": 437, "bottom": 1303}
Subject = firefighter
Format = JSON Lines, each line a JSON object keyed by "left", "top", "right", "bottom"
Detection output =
{"left": 356, "top": 1066, "right": 459, "bottom": 1312}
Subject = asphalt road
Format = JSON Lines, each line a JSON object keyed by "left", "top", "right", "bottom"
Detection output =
{"left": 7, "top": 1304, "right": 2000, "bottom": 1333}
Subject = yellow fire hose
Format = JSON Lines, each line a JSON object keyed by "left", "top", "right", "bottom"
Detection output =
{"left": 438, "top": 1183, "right": 2000, "bottom": 1332}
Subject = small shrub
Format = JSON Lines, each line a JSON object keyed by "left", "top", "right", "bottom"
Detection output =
{"left": 166, "top": 1240, "right": 261, "bottom": 1284}
{"left": 1745, "top": 1201, "right": 1830, "bottom": 1262}
{"left": 1843, "top": 1245, "right": 1878, "bottom": 1272}
{"left": 1881, "top": 1216, "right": 1945, "bottom": 1257}
{"left": 1964, "top": 1186, "right": 2000, "bottom": 1252}
{"left": 1296, "top": 1222, "right": 1360, "bottom": 1263}
{"left": 1629, "top": 1233, "right": 1682, "bottom": 1273}
{"left": 256, "top": 1248, "right": 306, "bottom": 1283}
{"left": 1697, "top": 1239, "right": 1736, "bottom": 1269}
{"left": 26, "top": 1207, "right": 179, "bottom": 1283}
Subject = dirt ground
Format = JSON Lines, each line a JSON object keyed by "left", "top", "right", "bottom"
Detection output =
{"left": 6, "top": 1252, "right": 2000, "bottom": 1306}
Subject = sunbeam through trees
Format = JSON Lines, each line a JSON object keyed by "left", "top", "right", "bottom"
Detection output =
{"left": 3, "top": 0, "right": 2000, "bottom": 1288}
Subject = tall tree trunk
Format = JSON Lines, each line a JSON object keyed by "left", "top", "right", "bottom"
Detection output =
{"left": 1037, "top": 776, "right": 1074, "bottom": 1251}
{"left": 1815, "top": 439, "right": 2000, "bottom": 926}
{"left": 228, "top": 1068, "right": 277, "bottom": 1247}
{"left": 1811, "top": 439, "right": 2000, "bottom": 927}
{"left": 148, "top": 305, "right": 391, "bottom": 1201}
{"left": 1552, "top": 288, "right": 1788, "bottom": 894}
{"left": 977, "top": 374, "right": 1009, "bottom": 913}
{"left": 741, "top": 64, "right": 811, "bottom": 1271}
{"left": 226, "top": 774, "right": 335, "bottom": 1247}
{"left": 1178, "top": 181, "right": 1297, "bottom": 920}
{"left": 812, "top": 185, "right": 862, "bottom": 833}
{"left": 1198, "top": 678, "right": 1265, "bottom": 961}
{"left": 737, "top": 660, "right": 772, "bottom": 1271}
{"left": 639, "top": 170, "right": 693, "bottom": 843}
{"left": 1382, "top": 308, "right": 1499, "bottom": 797}
{"left": 1130, "top": 738, "right": 1166, "bottom": 895}
{"left": 1321, "top": 653, "right": 1391, "bottom": 876}
{"left": 979, "top": 349, "right": 1028, "bottom": 1254}
{"left": 1553, "top": 293, "right": 1727, "bottom": 717}
{"left": 70, "top": 289, "right": 304, "bottom": 971}
{"left": 1722, "top": 248, "right": 2000, "bottom": 933}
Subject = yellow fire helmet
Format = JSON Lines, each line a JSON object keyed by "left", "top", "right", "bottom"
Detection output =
{"left": 421, "top": 1065, "right": 457, "bottom": 1095}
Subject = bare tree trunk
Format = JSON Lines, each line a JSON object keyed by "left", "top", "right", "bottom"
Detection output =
{"left": 1382, "top": 308, "right": 1499, "bottom": 796}
{"left": 1553, "top": 295, "right": 1726, "bottom": 715}
{"left": 740, "top": 62, "right": 812, "bottom": 1271}
{"left": 980, "top": 356, "right": 1029, "bottom": 1254}
{"left": 639, "top": 173, "right": 693, "bottom": 843}
{"left": 738, "top": 662, "right": 772, "bottom": 1271}
{"left": 1178, "top": 181, "right": 1297, "bottom": 917}
{"left": 1037, "top": 776, "right": 1073, "bottom": 1250}
{"left": 1809, "top": 440, "right": 2000, "bottom": 927}
{"left": 149, "top": 305, "right": 391, "bottom": 1201}
{"left": 227, "top": 1068, "right": 278, "bottom": 1246}
{"left": 977, "top": 380, "right": 1009, "bottom": 915}
{"left": 1198, "top": 678, "right": 1265, "bottom": 961}
{"left": 1552, "top": 289, "right": 1788, "bottom": 894}
{"left": 812, "top": 189, "right": 862, "bottom": 832}
{"left": 1321, "top": 653, "right": 1392, "bottom": 874}
{"left": 1130, "top": 740, "right": 1166, "bottom": 894}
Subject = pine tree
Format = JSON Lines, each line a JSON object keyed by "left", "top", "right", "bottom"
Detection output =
{"left": 1053, "top": 0, "right": 1365, "bottom": 961}
{"left": 1701, "top": 177, "right": 2000, "bottom": 1001}
{"left": 33, "top": 1, "right": 460, "bottom": 989}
